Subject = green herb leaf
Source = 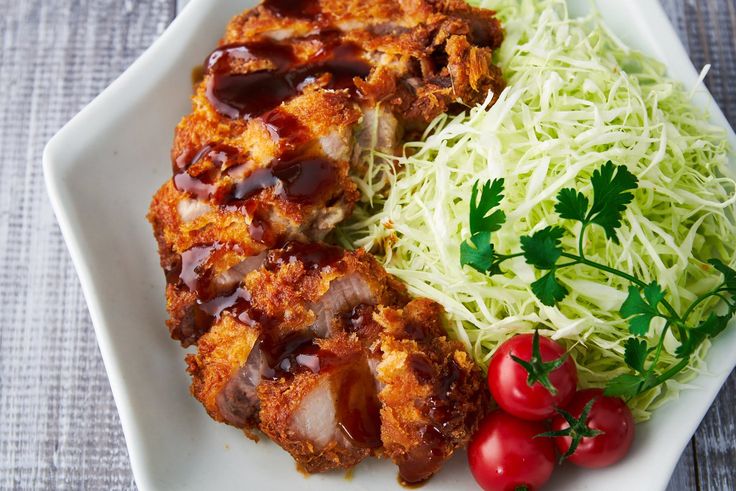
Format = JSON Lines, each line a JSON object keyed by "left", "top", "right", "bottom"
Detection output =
{"left": 623, "top": 337, "right": 648, "bottom": 373}
{"left": 587, "top": 162, "right": 638, "bottom": 243}
{"left": 675, "top": 312, "right": 732, "bottom": 359}
{"left": 708, "top": 258, "right": 736, "bottom": 290}
{"left": 469, "top": 179, "right": 506, "bottom": 235}
{"left": 604, "top": 373, "right": 646, "bottom": 398}
{"left": 555, "top": 188, "right": 589, "bottom": 223}
{"left": 460, "top": 231, "right": 494, "bottom": 273}
{"left": 520, "top": 226, "right": 565, "bottom": 270}
{"left": 531, "top": 270, "right": 569, "bottom": 306}
{"left": 457, "top": 165, "right": 736, "bottom": 401}
{"left": 620, "top": 283, "right": 665, "bottom": 335}
{"left": 461, "top": 179, "right": 508, "bottom": 274}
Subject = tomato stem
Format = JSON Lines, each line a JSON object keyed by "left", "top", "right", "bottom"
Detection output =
{"left": 510, "top": 330, "right": 568, "bottom": 396}
{"left": 537, "top": 398, "right": 604, "bottom": 462}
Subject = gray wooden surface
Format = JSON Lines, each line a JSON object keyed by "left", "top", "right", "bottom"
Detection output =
{"left": 0, "top": 0, "right": 733, "bottom": 489}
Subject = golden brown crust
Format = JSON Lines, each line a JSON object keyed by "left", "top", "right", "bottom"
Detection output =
{"left": 257, "top": 334, "right": 373, "bottom": 472}
{"left": 185, "top": 246, "right": 408, "bottom": 427}
{"left": 183, "top": 246, "right": 487, "bottom": 479}
{"left": 376, "top": 299, "right": 489, "bottom": 483}
{"left": 224, "top": 0, "right": 505, "bottom": 126}
{"left": 149, "top": 0, "right": 502, "bottom": 480}
{"left": 148, "top": 0, "right": 503, "bottom": 345}
{"left": 186, "top": 315, "right": 261, "bottom": 424}
{"left": 246, "top": 247, "right": 408, "bottom": 324}
{"left": 149, "top": 181, "right": 268, "bottom": 344}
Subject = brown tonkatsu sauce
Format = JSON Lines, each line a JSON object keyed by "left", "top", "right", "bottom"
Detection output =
{"left": 398, "top": 358, "right": 465, "bottom": 484}
{"left": 234, "top": 311, "right": 382, "bottom": 449}
{"left": 178, "top": 243, "right": 220, "bottom": 295}
{"left": 258, "top": 330, "right": 321, "bottom": 379}
{"left": 173, "top": 241, "right": 256, "bottom": 340}
{"left": 243, "top": 201, "right": 275, "bottom": 245}
{"left": 407, "top": 353, "right": 435, "bottom": 385}
{"left": 204, "top": 41, "right": 297, "bottom": 120}
{"left": 230, "top": 156, "right": 338, "bottom": 204}
{"left": 178, "top": 242, "right": 245, "bottom": 298}
{"left": 173, "top": 143, "right": 240, "bottom": 200}
{"left": 331, "top": 356, "right": 383, "bottom": 448}
{"left": 173, "top": 142, "right": 337, "bottom": 215}
{"left": 205, "top": 37, "right": 370, "bottom": 121}
{"left": 174, "top": 34, "right": 368, "bottom": 215}
{"left": 262, "top": 109, "right": 312, "bottom": 151}
{"left": 263, "top": 0, "right": 322, "bottom": 20}
{"left": 172, "top": 241, "right": 346, "bottom": 345}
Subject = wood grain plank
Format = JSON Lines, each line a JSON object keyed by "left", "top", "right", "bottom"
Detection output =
{"left": 0, "top": 0, "right": 176, "bottom": 489}
{"left": 668, "top": 442, "right": 700, "bottom": 491}
{"left": 694, "top": 373, "right": 736, "bottom": 491}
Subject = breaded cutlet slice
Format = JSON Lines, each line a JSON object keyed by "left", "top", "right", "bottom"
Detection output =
{"left": 151, "top": 0, "right": 503, "bottom": 480}
{"left": 375, "top": 299, "right": 489, "bottom": 483}
{"left": 257, "top": 333, "right": 379, "bottom": 473}
{"left": 186, "top": 244, "right": 408, "bottom": 429}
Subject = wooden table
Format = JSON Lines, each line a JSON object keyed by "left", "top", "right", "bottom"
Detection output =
{"left": 0, "top": 0, "right": 733, "bottom": 489}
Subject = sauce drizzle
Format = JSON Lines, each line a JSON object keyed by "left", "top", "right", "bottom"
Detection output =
{"left": 173, "top": 144, "right": 239, "bottom": 200}
{"left": 230, "top": 156, "right": 337, "bottom": 204}
{"left": 265, "top": 241, "right": 345, "bottom": 271}
{"left": 396, "top": 358, "right": 464, "bottom": 484}
{"left": 332, "top": 358, "right": 383, "bottom": 448}
{"left": 263, "top": 109, "right": 311, "bottom": 151}
{"left": 205, "top": 38, "right": 370, "bottom": 120}
{"left": 263, "top": 0, "right": 322, "bottom": 19}
{"left": 251, "top": 328, "right": 381, "bottom": 449}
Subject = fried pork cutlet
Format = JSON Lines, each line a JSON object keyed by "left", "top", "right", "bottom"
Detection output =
{"left": 185, "top": 243, "right": 488, "bottom": 480}
{"left": 148, "top": 0, "right": 504, "bottom": 347}
{"left": 149, "top": 0, "right": 504, "bottom": 483}
{"left": 375, "top": 299, "right": 488, "bottom": 483}
{"left": 187, "top": 243, "right": 408, "bottom": 428}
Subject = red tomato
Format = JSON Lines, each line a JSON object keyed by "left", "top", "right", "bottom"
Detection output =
{"left": 488, "top": 333, "right": 578, "bottom": 420}
{"left": 468, "top": 411, "right": 556, "bottom": 491}
{"left": 551, "top": 389, "right": 635, "bottom": 468}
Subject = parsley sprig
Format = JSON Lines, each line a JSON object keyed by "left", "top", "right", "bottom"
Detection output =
{"left": 460, "top": 162, "right": 736, "bottom": 398}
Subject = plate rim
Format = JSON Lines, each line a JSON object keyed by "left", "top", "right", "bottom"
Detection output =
{"left": 42, "top": 1, "right": 216, "bottom": 489}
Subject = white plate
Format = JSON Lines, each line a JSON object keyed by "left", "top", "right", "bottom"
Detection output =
{"left": 43, "top": 1, "right": 736, "bottom": 490}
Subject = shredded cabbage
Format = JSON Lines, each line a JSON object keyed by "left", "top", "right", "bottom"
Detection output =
{"left": 338, "top": 0, "right": 736, "bottom": 419}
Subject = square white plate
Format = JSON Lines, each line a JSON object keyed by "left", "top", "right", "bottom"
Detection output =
{"left": 43, "top": 0, "right": 736, "bottom": 490}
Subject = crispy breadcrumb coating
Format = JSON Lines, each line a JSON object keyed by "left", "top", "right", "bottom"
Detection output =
{"left": 149, "top": 0, "right": 503, "bottom": 482}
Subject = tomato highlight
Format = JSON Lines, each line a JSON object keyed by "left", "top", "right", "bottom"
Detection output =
{"left": 487, "top": 332, "right": 577, "bottom": 421}
{"left": 468, "top": 411, "right": 556, "bottom": 491}
{"left": 549, "top": 389, "right": 635, "bottom": 468}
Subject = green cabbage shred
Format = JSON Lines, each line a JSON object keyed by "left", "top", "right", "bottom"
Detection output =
{"left": 338, "top": 0, "right": 736, "bottom": 420}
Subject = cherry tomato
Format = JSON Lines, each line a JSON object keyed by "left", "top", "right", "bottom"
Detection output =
{"left": 551, "top": 389, "right": 635, "bottom": 468}
{"left": 468, "top": 410, "right": 556, "bottom": 491}
{"left": 488, "top": 333, "right": 577, "bottom": 421}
